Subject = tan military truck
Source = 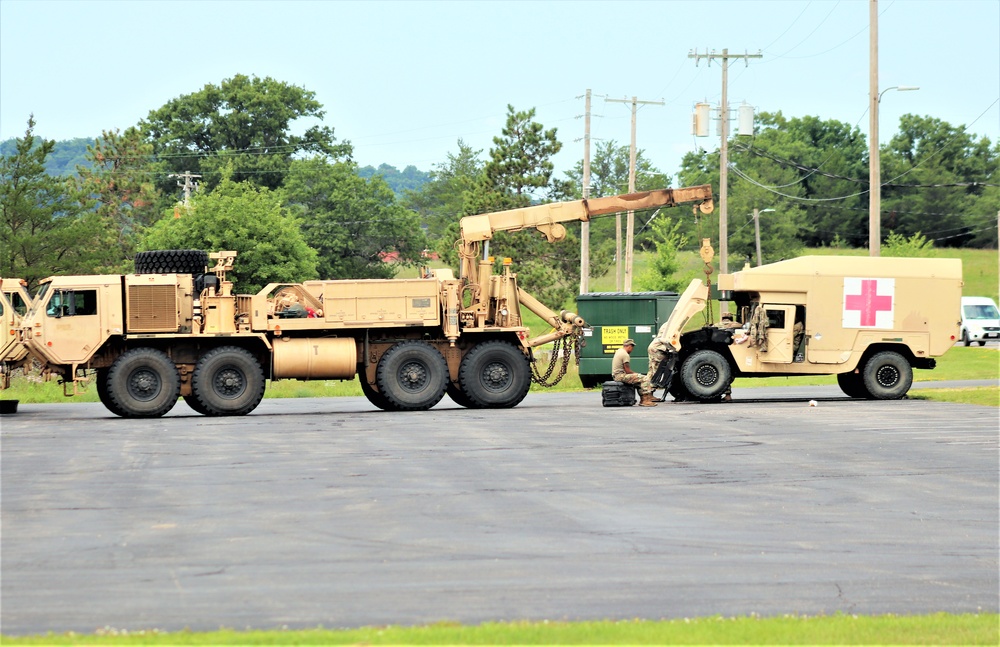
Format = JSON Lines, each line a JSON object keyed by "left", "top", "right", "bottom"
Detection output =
{"left": 20, "top": 185, "right": 715, "bottom": 417}
{"left": 1, "top": 277, "right": 34, "bottom": 389}
{"left": 649, "top": 255, "right": 963, "bottom": 401}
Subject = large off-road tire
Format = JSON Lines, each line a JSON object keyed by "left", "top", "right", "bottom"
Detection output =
{"left": 446, "top": 382, "right": 480, "bottom": 409}
{"left": 360, "top": 374, "right": 397, "bottom": 411}
{"left": 861, "top": 351, "right": 912, "bottom": 400}
{"left": 95, "top": 367, "right": 128, "bottom": 417}
{"left": 182, "top": 394, "right": 213, "bottom": 415}
{"left": 134, "top": 249, "right": 208, "bottom": 275}
{"left": 578, "top": 375, "right": 603, "bottom": 389}
{"left": 836, "top": 371, "right": 868, "bottom": 398}
{"left": 376, "top": 341, "right": 448, "bottom": 411}
{"left": 458, "top": 341, "right": 531, "bottom": 409}
{"left": 679, "top": 349, "right": 732, "bottom": 402}
{"left": 106, "top": 348, "right": 181, "bottom": 418}
{"left": 191, "top": 346, "right": 266, "bottom": 416}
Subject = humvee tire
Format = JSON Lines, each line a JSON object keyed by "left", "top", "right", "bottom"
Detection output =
{"left": 861, "top": 351, "right": 912, "bottom": 400}
{"left": 837, "top": 371, "right": 868, "bottom": 398}
{"left": 680, "top": 348, "right": 732, "bottom": 401}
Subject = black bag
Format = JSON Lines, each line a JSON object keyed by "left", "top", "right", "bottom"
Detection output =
{"left": 601, "top": 381, "right": 637, "bottom": 407}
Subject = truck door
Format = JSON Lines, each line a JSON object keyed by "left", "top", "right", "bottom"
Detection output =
{"left": 41, "top": 287, "right": 104, "bottom": 364}
{"left": 759, "top": 305, "right": 796, "bottom": 364}
{"left": 0, "top": 292, "right": 19, "bottom": 361}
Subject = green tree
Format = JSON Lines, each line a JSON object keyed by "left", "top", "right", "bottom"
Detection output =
{"left": 284, "top": 158, "right": 427, "bottom": 280}
{"left": 0, "top": 117, "right": 86, "bottom": 288}
{"left": 141, "top": 74, "right": 350, "bottom": 195}
{"left": 881, "top": 230, "right": 935, "bottom": 257}
{"left": 141, "top": 170, "right": 317, "bottom": 293}
{"left": 563, "top": 140, "right": 673, "bottom": 279}
{"left": 881, "top": 114, "right": 998, "bottom": 248}
{"left": 402, "top": 139, "right": 483, "bottom": 242}
{"left": 73, "top": 127, "right": 162, "bottom": 272}
{"left": 636, "top": 216, "right": 693, "bottom": 292}
{"left": 453, "top": 106, "right": 579, "bottom": 308}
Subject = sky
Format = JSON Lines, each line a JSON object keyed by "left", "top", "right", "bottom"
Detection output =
{"left": 1, "top": 0, "right": 998, "bottom": 182}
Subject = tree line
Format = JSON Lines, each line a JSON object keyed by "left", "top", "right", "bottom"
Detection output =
{"left": 2, "top": 73, "right": 996, "bottom": 307}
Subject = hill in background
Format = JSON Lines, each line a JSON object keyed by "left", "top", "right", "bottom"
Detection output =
{"left": 0, "top": 137, "right": 430, "bottom": 196}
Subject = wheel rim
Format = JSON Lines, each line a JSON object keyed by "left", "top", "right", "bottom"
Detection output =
{"left": 875, "top": 364, "right": 899, "bottom": 388}
{"left": 127, "top": 367, "right": 161, "bottom": 402}
{"left": 397, "top": 360, "right": 429, "bottom": 393}
{"left": 695, "top": 363, "right": 719, "bottom": 387}
{"left": 480, "top": 360, "right": 512, "bottom": 393}
{"left": 213, "top": 365, "right": 247, "bottom": 399}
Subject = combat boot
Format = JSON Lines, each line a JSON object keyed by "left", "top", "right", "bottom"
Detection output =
{"left": 638, "top": 393, "right": 658, "bottom": 407}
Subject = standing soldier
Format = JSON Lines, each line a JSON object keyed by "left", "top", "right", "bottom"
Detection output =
{"left": 613, "top": 339, "right": 657, "bottom": 407}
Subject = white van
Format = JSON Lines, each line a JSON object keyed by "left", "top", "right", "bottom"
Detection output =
{"left": 960, "top": 296, "right": 1000, "bottom": 346}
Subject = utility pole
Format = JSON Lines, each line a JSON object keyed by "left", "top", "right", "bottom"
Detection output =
{"left": 689, "top": 49, "right": 762, "bottom": 276}
{"left": 169, "top": 171, "right": 202, "bottom": 207}
{"left": 606, "top": 95, "right": 663, "bottom": 291}
{"left": 578, "top": 89, "right": 593, "bottom": 294}
{"left": 868, "top": 0, "right": 880, "bottom": 256}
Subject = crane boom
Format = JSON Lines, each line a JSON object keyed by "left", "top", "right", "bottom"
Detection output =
{"left": 459, "top": 185, "right": 714, "bottom": 244}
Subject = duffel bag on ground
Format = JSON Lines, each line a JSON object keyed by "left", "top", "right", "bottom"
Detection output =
{"left": 601, "top": 380, "right": 637, "bottom": 407}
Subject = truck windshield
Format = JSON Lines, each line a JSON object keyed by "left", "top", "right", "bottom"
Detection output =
{"left": 964, "top": 304, "right": 1000, "bottom": 320}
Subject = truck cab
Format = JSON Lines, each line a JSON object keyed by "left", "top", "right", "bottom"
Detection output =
{"left": 1, "top": 278, "right": 34, "bottom": 389}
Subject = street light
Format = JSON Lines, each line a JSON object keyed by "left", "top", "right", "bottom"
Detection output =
{"left": 753, "top": 208, "right": 774, "bottom": 266}
{"left": 869, "top": 85, "right": 919, "bottom": 256}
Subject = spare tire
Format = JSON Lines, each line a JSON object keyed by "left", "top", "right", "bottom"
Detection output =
{"left": 135, "top": 249, "right": 208, "bottom": 275}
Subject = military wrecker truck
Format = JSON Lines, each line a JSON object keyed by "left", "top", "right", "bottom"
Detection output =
{"left": 19, "top": 185, "right": 715, "bottom": 417}
{"left": 650, "top": 253, "right": 963, "bottom": 402}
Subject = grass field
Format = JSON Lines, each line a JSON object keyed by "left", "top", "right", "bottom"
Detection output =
{"left": 3, "top": 613, "right": 998, "bottom": 645}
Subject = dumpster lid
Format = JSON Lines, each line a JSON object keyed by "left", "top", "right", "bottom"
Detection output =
{"left": 576, "top": 291, "right": 679, "bottom": 300}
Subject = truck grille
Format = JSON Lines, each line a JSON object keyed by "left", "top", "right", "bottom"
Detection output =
{"left": 128, "top": 285, "right": 178, "bottom": 332}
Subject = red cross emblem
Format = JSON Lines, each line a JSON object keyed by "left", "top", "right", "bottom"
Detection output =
{"left": 843, "top": 278, "right": 894, "bottom": 328}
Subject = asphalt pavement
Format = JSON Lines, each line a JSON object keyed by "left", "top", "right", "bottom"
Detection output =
{"left": 1, "top": 385, "right": 997, "bottom": 635}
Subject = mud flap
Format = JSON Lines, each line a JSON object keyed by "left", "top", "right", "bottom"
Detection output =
{"left": 649, "top": 351, "right": 678, "bottom": 391}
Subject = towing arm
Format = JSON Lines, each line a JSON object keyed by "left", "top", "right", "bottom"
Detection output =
{"left": 453, "top": 185, "right": 715, "bottom": 347}
{"left": 458, "top": 185, "right": 714, "bottom": 271}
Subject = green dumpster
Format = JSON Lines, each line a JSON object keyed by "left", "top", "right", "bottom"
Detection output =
{"left": 575, "top": 291, "right": 680, "bottom": 388}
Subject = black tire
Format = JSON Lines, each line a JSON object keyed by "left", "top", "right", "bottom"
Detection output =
{"left": 578, "top": 375, "right": 603, "bottom": 389}
{"left": 446, "top": 382, "right": 481, "bottom": 408}
{"left": 376, "top": 341, "right": 448, "bottom": 411}
{"left": 962, "top": 330, "right": 971, "bottom": 347}
{"left": 134, "top": 249, "right": 208, "bottom": 275}
{"left": 95, "top": 368, "right": 128, "bottom": 417}
{"left": 978, "top": 340, "right": 987, "bottom": 347}
{"left": 861, "top": 351, "right": 912, "bottom": 400}
{"left": 679, "top": 349, "right": 732, "bottom": 402}
{"left": 668, "top": 376, "right": 693, "bottom": 402}
{"left": 458, "top": 341, "right": 531, "bottom": 409}
{"left": 106, "top": 348, "right": 180, "bottom": 418}
{"left": 182, "top": 394, "right": 213, "bottom": 415}
{"left": 837, "top": 371, "right": 868, "bottom": 398}
{"left": 191, "top": 346, "right": 266, "bottom": 416}
{"left": 360, "top": 374, "right": 398, "bottom": 411}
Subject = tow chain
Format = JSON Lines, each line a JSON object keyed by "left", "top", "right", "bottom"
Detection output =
{"left": 530, "top": 330, "right": 583, "bottom": 387}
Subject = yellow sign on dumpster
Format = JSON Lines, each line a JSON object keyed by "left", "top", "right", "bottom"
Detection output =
{"left": 601, "top": 326, "right": 629, "bottom": 354}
